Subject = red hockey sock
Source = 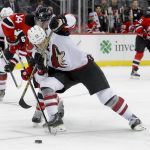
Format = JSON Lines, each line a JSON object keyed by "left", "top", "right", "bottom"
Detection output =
{"left": 132, "top": 51, "right": 144, "bottom": 69}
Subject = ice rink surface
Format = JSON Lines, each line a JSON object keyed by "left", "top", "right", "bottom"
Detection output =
{"left": 0, "top": 66, "right": 150, "bottom": 150}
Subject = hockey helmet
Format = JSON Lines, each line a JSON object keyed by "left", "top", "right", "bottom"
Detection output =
{"left": 55, "top": 13, "right": 76, "bottom": 32}
{"left": 64, "top": 14, "right": 76, "bottom": 30}
{"left": 28, "top": 25, "right": 48, "bottom": 51}
{"left": 0, "top": 7, "right": 13, "bottom": 19}
{"left": 35, "top": 6, "right": 53, "bottom": 22}
{"left": 28, "top": 25, "right": 46, "bottom": 45}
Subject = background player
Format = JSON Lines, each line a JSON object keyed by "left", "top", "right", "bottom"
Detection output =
{"left": 131, "top": 7, "right": 150, "bottom": 78}
{"left": 0, "top": 7, "right": 13, "bottom": 100}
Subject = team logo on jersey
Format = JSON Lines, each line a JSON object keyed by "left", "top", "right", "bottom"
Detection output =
{"left": 100, "top": 40, "right": 112, "bottom": 54}
{"left": 51, "top": 44, "right": 67, "bottom": 68}
{"left": 15, "top": 15, "right": 23, "bottom": 24}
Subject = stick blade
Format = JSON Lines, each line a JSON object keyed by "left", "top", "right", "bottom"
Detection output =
{"left": 19, "top": 98, "right": 32, "bottom": 109}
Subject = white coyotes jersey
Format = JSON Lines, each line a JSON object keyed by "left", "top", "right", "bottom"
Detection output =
{"left": 47, "top": 32, "right": 88, "bottom": 71}
{"left": 0, "top": 20, "right": 4, "bottom": 38}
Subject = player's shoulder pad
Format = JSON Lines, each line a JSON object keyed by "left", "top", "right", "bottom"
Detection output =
{"left": 2, "top": 17, "right": 14, "bottom": 28}
{"left": 25, "top": 15, "right": 35, "bottom": 27}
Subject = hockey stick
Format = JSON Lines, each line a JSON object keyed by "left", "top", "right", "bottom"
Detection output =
{"left": 0, "top": 49, "right": 22, "bottom": 89}
{"left": 19, "top": 64, "right": 37, "bottom": 109}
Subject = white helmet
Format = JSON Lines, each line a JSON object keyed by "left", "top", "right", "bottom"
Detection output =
{"left": 64, "top": 14, "right": 76, "bottom": 29}
{"left": 27, "top": 25, "right": 46, "bottom": 45}
{"left": 0, "top": 7, "right": 13, "bottom": 18}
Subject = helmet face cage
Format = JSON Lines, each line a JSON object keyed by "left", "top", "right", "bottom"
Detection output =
{"left": 35, "top": 6, "right": 52, "bottom": 22}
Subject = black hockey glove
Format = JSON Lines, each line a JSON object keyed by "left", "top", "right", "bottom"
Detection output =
{"left": 49, "top": 15, "right": 67, "bottom": 32}
{"left": 5, "top": 62, "right": 16, "bottom": 72}
{"left": 4, "top": 58, "right": 18, "bottom": 72}
{"left": 34, "top": 53, "right": 44, "bottom": 65}
{"left": 49, "top": 16, "right": 59, "bottom": 30}
{"left": 34, "top": 53, "right": 47, "bottom": 75}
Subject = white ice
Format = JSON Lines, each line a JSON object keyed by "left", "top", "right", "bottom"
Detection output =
{"left": 0, "top": 66, "right": 150, "bottom": 150}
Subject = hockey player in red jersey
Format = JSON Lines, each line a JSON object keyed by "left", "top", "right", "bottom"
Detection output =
{"left": 0, "top": 7, "right": 14, "bottom": 100}
{"left": 1, "top": 6, "right": 53, "bottom": 72}
{"left": 131, "top": 7, "right": 150, "bottom": 78}
{"left": 1, "top": 6, "right": 64, "bottom": 125}
{"left": 27, "top": 14, "right": 145, "bottom": 132}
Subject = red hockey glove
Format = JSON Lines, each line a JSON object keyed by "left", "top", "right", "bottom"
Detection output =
{"left": 21, "top": 66, "right": 33, "bottom": 81}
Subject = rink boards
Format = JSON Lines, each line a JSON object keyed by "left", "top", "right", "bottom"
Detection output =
{"left": 16, "top": 33, "right": 150, "bottom": 69}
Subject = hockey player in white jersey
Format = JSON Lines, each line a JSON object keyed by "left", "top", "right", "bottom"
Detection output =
{"left": 0, "top": 7, "right": 13, "bottom": 100}
{"left": 27, "top": 14, "right": 145, "bottom": 132}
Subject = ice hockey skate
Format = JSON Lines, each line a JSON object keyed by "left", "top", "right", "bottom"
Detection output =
{"left": 130, "top": 70, "right": 140, "bottom": 79}
{"left": 0, "top": 90, "right": 5, "bottom": 101}
{"left": 129, "top": 114, "right": 146, "bottom": 131}
{"left": 43, "top": 113, "right": 66, "bottom": 134}
{"left": 32, "top": 110, "right": 43, "bottom": 126}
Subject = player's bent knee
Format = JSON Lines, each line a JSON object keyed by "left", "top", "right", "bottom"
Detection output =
{"left": 40, "top": 77, "right": 64, "bottom": 91}
{"left": 96, "top": 88, "right": 116, "bottom": 104}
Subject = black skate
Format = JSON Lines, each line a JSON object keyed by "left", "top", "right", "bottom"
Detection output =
{"left": 130, "top": 70, "right": 140, "bottom": 79}
{"left": 129, "top": 114, "right": 145, "bottom": 131}
{"left": 58, "top": 100, "right": 64, "bottom": 118}
{"left": 43, "top": 113, "right": 66, "bottom": 134}
{"left": 0, "top": 90, "right": 5, "bottom": 101}
{"left": 32, "top": 110, "right": 42, "bottom": 125}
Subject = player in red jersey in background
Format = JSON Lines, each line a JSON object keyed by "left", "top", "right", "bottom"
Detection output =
{"left": 130, "top": 7, "right": 150, "bottom": 78}
{"left": 1, "top": 6, "right": 65, "bottom": 125}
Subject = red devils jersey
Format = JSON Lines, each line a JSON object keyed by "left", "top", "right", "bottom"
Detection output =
{"left": 1, "top": 13, "right": 35, "bottom": 56}
{"left": 135, "top": 16, "right": 150, "bottom": 37}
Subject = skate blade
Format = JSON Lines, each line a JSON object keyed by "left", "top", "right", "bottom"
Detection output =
{"left": 132, "top": 124, "right": 146, "bottom": 131}
{"left": 50, "top": 124, "right": 66, "bottom": 135}
{"left": 130, "top": 76, "right": 140, "bottom": 79}
{"left": 43, "top": 124, "right": 66, "bottom": 135}
{"left": 33, "top": 122, "right": 42, "bottom": 128}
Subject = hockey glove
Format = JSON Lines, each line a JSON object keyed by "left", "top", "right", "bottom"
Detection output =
{"left": 49, "top": 16, "right": 59, "bottom": 30}
{"left": 34, "top": 53, "right": 44, "bottom": 65}
{"left": 21, "top": 66, "right": 33, "bottom": 81}
{"left": 49, "top": 15, "right": 66, "bottom": 32}
{"left": 34, "top": 53, "right": 47, "bottom": 75}
{"left": 4, "top": 58, "right": 18, "bottom": 72}
{"left": 5, "top": 62, "right": 16, "bottom": 72}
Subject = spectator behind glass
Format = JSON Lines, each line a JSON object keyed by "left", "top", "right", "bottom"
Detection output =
{"left": 4, "top": 0, "right": 20, "bottom": 13}
{"left": 87, "top": 5, "right": 108, "bottom": 33}
{"left": 95, "top": 5, "right": 108, "bottom": 32}
{"left": 109, "top": 0, "right": 122, "bottom": 33}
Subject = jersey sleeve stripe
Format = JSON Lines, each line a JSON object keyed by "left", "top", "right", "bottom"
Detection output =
{"left": 2, "top": 17, "right": 14, "bottom": 29}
